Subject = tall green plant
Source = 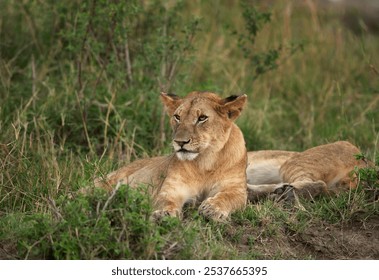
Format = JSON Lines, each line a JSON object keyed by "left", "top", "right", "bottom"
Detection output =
{"left": 0, "top": 0, "right": 201, "bottom": 157}
{"left": 236, "top": 0, "right": 303, "bottom": 83}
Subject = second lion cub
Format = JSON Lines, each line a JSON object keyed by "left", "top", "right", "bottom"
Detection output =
{"left": 246, "top": 141, "right": 369, "bottom": 202}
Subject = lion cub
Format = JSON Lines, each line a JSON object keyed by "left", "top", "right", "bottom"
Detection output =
{"left": 95, "top": 91, "right": 248, "bottom": 222}
{"left": 246, "top": 141, "right": 369, "bottom": 202}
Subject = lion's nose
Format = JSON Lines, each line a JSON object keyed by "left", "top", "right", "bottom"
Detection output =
{"left": 174, "top": 139, "right": 191, "bottom": 148}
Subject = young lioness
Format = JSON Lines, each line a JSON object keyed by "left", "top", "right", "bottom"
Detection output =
{"left": 95, "top": 91, "right": 248, "bottom": 222}
{"left": 246, "top": 141, "right": 369, "bottom": 202}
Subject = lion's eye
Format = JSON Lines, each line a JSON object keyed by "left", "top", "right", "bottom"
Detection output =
{"left": 173, "top": 114, "right": 180, "bottom": 122}
{"left": 198, "top": 115, "right": 208, "bottom": 123}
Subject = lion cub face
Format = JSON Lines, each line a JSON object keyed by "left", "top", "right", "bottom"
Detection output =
{"left": 160, "top": 91, "right": 247, "bottom": 161}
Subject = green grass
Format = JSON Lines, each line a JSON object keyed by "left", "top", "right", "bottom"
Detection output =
{"left": 0, "top": 0, "right": 378, "bottom": 259}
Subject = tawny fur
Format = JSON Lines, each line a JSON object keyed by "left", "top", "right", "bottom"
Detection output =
{"left": 246, "top": 141, "right": 369, "bottom": 202}
{"left": 94, "top": 93, "right": 368, "bottom": 217}
{"left": 95, "top": 91, "right": 248, "bottom": 222}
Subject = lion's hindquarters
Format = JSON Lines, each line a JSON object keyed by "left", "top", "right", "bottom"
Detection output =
{"left": 280, "top": 142, "right": 364, "bottom": 196}
{"left": 246, "top": 141, "right": 365, "bottom": 202}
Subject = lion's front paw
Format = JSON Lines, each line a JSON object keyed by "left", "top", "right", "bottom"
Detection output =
{"left": 198, "top": 199, "right": 229, "bottom": 222}
{"left": 151, "top": 209, "right": 180, "bottom": 222}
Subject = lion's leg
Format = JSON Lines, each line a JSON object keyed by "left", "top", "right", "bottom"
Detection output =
{"left": 152, "top": 183, "right": 196, "bottom": 221}
{"left": 247, "top": 179, "right": 328, "bottom": 203}
{"left": 273, "top": 180, "right": 328, "bottom": 202}
{"left": 199, "top": 184, "right": 247, "bottom": 222}
{"left": 246, "top": 183, "right": 282, "bottom": 202}
{"left": 152, "top": 196, "right": 185, "bottom": 220}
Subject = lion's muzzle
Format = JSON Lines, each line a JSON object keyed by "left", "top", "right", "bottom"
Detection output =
{"left": 173, "top": 139, "right": 199, "bottom": 160}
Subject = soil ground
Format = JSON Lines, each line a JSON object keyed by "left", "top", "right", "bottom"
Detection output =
{"left": 231, "top": 214, "right": 379, "bottom": 259}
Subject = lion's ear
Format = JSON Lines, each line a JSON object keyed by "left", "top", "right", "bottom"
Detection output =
{"left": 160, "top": 92, "right": 182, "bottom": 115}
{"left": 220, "top": 94, "right": 247, "bottom": 121}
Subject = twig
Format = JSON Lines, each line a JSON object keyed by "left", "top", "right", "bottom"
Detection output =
{"left": 77, "top": 0, "right": 97, "bottom": 92}
{"left": 24, "top": 233, "right": 50, "bottom": 260}
{"left": 94, "top": 10, "right": 118, "bottom": 89}
{"left": 47, "top": 197, "right": 63, "bottom": 221}
{"left": 21, "top": 4, "right": 42, "bottom": 55}
{"left": 103, "top": 88, "right": 116, "bottom": 148}
{"left": 110, "top": 119, "right": 126, "bottom": 160}
{"left": 159, "top": 108, "right": 166, "bottom": 149}
{"left": 101, "top": 181, "right": 122, "bottom": 213}
{"left": 31, "top": 55, "right": 36, "bottom": 96}
{"left": 74, "top": 84, "right": 94, "bottom": 154}
{"left": 369, "top": 64, "right": 379, "bottom": 76}
{"left": 125, "top": 35, "right": 133, "bottom": 83}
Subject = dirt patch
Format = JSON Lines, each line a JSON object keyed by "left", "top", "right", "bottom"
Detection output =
{"left": 295, "top": 216, "right": 379, "bottom": 259}
{"left": 231, "top": 215, "right": 379, "bottom": 259}
{"left": 0, "top": 242, "right": 18, "bottom": 260}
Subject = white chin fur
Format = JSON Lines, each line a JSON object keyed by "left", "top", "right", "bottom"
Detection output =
{"left": 176, "top": 152, "right": 199, "bottom": 161}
